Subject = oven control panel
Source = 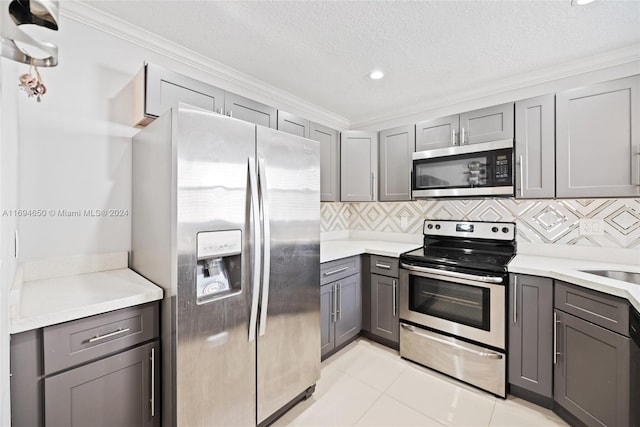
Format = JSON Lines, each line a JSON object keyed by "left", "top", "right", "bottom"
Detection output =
{"left": 423, "top": 220, "right": 515, "bottom": 241}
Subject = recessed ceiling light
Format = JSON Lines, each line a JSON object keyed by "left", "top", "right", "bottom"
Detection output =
{"left": 572, "top": 0, "right": 595, "bottom": 5}
{"left": 369, "top": 70, "right": 384, "bottom": 80}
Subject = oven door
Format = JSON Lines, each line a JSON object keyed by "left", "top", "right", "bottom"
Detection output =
{"left": 399, "top": 264, "right": 506, "bottom": 350}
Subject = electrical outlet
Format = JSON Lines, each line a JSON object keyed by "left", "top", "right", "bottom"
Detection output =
{"left": 400, "top": 217, "right": 408, "bottom": 228}
{"left": 579, "top": 219, "right": 604, "bottom": 236}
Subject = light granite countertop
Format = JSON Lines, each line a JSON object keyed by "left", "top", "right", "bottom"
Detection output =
{"left": 320, "top": 231, "right": 422, "bottom": 263}
{"left": 10, "top": 252, "right": 164, "bottom": 334}
{"left": 509, "top": 243, "right": 640, "bottom": 312}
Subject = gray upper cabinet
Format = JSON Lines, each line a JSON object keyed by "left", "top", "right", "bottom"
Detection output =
{"left": 311, "top": 122, "right": 340, "bottom": 202}
{"left": 224, "top": 92, "right": 277, "bottom": 129}
{"left": 277, "top": 111, "right": 310, "bottom": 138}
{"left": 341, "top": 131, "right": 378, "bottom": 202}
{"left": 133, "top": 63, "right": 225, "bottom": 127}
{"left": 556, "top": 75, "right": 640, "bottom": 198}
{"left": 508, "top": 274, "right": 553, "bottom": 404}
{"left": 515, "top": 95, "right": 555, "bottom": 199}
{"left": 459, "top": 102, "right": 514, "bottom": 145}
{"left": 379, "top": 124, "right": 414, "bottom": 201}
{"left": 415, "top": 115, "right": 459, "bottom": 151}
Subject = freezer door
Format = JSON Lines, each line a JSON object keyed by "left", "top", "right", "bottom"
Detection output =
{"left": 175, "top": 106, "right": 258, "bottom": 426}
{"left": 256, "top": 127, "right": 321, "bottom": 423}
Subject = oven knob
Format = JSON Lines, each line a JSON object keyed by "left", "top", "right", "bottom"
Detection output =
{"left": 427, "top": 224, "right": 433, "bottom": 229}
{"left": 502, "top": 227, "right": 510, "bottom": 233}
{"left": 435, "top": 224, "right": 441, "bottom": 230}
{"left": 492, "top": 226, "right": 499, "bottom": 233}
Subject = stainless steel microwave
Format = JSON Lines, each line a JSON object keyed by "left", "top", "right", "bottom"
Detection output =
{"left": 412, "top": 139, "right": 514, "bottom": 198}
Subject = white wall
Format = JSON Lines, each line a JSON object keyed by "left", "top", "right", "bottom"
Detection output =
{"left": 0, "top": 57, "right": 20, "bottom": 427}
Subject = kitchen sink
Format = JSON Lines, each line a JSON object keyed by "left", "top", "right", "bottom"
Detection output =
{"left": 581, "top": 270, "right": 640, "bottom": 286}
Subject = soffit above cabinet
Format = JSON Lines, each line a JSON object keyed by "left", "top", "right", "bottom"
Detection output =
{"left": 68, "top": 1, "right": 639, "bottom": 127}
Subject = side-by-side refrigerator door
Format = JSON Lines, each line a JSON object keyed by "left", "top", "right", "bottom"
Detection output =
{"left": 174, "top": 106, "right": 259, "bottom": 426}
{"left": 256, "top": 126, "right": 321, "bottom": 424}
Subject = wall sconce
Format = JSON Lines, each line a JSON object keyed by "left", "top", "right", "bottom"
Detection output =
{"left": 1, "top": 0, "right": 59, "bottom": 67}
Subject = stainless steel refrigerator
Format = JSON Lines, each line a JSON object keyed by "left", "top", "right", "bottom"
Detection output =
{"left": 131, "top": 103, "right": 321, "bottom": 426}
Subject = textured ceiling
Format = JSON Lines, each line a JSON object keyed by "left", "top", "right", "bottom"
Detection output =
{"left": 85, "top": 0, "right": 640, "bottom": 124}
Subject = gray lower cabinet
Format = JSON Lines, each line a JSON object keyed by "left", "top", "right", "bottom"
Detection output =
{"left": 341, "top": 131, "right": 378, "bottom": 201}
{"left": 459, "top": 102, "right": 514, "bottom": 145}
{"left": 556, "top": 75, "right": 640, "bottom": 198}
{"left": 415, "top": 115, "right": 459, "bottom": 151}
{"left": 133, "top": 63, "right": 225, "bottom": 127}
{"left": 515, "top": 95, "right": 555, "bottom": 199}
{"left": 554, "top": 281, "right": 632, "bottom": 427}
{"left": 508, "top": 274, "right": 553, "bottom": 404}
{"left": 45, "top": 341, "right": 159, "bottom": 427}
{"left": 224, "top": 92, "right": 277, "bottom": 129}
{"left": 369, "top": 255, "right": 400, "bottom": 346}
{"left": 277, "top": 110, "right": 310, "bottom": 138}
{"left": 311, "top": 122, "right": 340, "bottom": 202}
{"left": 10, "top": 302, "right": 160, "bottom": 427}
{"left": 320, "top": 257, "right": 362, "bottom": 359}
{"left": 378, "top": 125, "right": 414, "bottom": 201}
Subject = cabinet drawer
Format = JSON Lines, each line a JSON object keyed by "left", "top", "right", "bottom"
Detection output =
{"left": 555, "top": 281, "right": 629, "bottom": 335}
{"left": 369, "top": 255, "right": 399, "bottom": 277}
{"left": 321, "top": 256, "right": 360, "bottom": 286}
{"left": 43, "top": 303, "right": 159, "bottom": 375}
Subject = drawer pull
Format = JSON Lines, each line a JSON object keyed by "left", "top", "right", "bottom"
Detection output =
{"left": 375, "top": 263, "right": 391, "bottom": 270}
{"left": 88, "top": 327, "right": 131, "bottom": 343}
{"left": 323, "top": 266, "right": 349, "bottom": 277}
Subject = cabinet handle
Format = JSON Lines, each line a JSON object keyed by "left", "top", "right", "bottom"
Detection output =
{"left": 323, "top": 266, "right": 348, "bottom": 277}
{"left": 513, "top": 276, "right": 518, "bottom": 324}
{"left": 392, "top": 279, "right": 397, "bottom": 317}
{"left": 337, "top": 283, "right": 342, "bottom": 321}
{"left": 635, "top": 145, "right": 640, "bottom": 188}
{"left": 371, "top": 172, "right": 375, "bottom": 201}
{"left": 553, "top": 312, "right": 557, "bottom": 364}
{"left": 375, "top": 263, "right": 391, "bottom": 270}
{"left": 451, "top": 128, "right": 457, "bottom": 146}
{"left": 332, "top": 284, "right": 337, "bottom": 323}
{"left": 150, "top": 347, "right": 155, "bottom": 417}
{"left": 518, "top": 155, "right": 524, "bottom": 198}
{"left": 460, "top": 127, "right": 466, "bottom": 145}
{"left": 87, "top": 327, "right": 130, "bottom": 343}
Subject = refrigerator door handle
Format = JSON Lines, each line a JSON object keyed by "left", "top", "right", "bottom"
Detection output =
{"left": 258, "top": 157, "right": 271, "bottom": 337}
{"left": 248, "top": 157, "right": 262, "bottom": 342}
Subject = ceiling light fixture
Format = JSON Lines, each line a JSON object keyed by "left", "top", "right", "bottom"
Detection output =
{"left": 571, "top": 0, "right": 595, "bottom": 5}
{"left": 369, "top": 70, "right": 384, "bottom": 80}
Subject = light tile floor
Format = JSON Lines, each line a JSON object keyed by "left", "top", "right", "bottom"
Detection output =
{"left": 273, "top": 339, "right": 569, "bottom": 427}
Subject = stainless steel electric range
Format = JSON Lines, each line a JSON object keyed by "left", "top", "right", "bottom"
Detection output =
{"left": 398, "top": 220, "right": 516, "bottom": 397}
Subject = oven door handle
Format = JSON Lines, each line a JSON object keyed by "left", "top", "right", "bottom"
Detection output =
{"left": 401, "top": 324, "right": 503, "bottom": 359}
{"left": 400, "top": 263, "right": 503, "bottom": 284}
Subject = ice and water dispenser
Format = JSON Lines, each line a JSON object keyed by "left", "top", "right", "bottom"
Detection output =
{"left": 196, "top": 230, "right": 242, "bottom": 304}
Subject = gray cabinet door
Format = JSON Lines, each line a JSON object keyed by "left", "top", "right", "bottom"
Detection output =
{"left": 341, "top": 131, "right": 378, "bottom": 201}
{"left": 556, "top": 75, "right": 640, "bottom": 198}
{"left": 508, "top": 274, "right": 553, "bottom": 399}
{"left": 415, "top": 115, "right": 459, "bottom": 151}
{"left": 554, "top": 310, "right": 630, "bottom": 427}
{"left": 143, "top": 63, "right": 225, "bottom": 121}
{"left": 334, "top": 274, "right": 362, "bottom": 348}
{"left": 459, "top": 103, "right": 514, "bottom": 145}
{"left": 277, "top": 111, "right": 310, "bottom": 138}
{"left": 320, "top": 284, "right": 335, "bottom": 358}
{"left": 311, "top": 122, "right": 340, "bottom": 202}
{"left": 370, "top": 274, "right": 399, "bottom": 344}
{"left": 515, "top": 95, "right": 555, "bottom": 199}
{"left": 44, "top": 341, "right": 160, "bottom": 427}
{"left": 379, "top": 125, "right": 414, "bottom": 201}
{"left": 224, "top": 92, "right": 277, "bottom": 129}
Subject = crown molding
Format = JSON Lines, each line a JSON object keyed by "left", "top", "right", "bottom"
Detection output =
{"left": 350, "top": 44, "right": 640, "bottom": 129}
{"left": 59, "top": 0, "right": 350, "bottom": 130}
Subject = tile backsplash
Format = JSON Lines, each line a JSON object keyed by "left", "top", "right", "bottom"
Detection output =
{"left": 321, "top": 199, "right": 640, "bottom": 249}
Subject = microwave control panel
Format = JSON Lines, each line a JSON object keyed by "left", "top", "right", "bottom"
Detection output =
{"left": 493, "top": 149, "right": 513, "bottom": 185}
